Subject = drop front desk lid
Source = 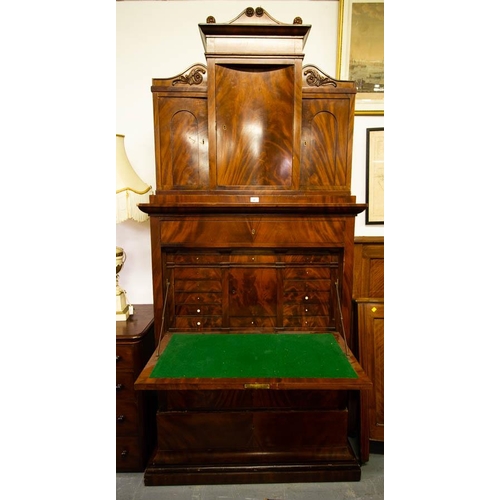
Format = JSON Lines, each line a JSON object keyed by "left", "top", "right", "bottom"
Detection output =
{"left": 135, "top": 332, "right": 372, "bottom": 391}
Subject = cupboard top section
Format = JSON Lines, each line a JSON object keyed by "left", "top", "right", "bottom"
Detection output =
{"left": 198, "top": 6, "right": 311, "bottom": 57}
{"left": 142, "top": 7, "right": 359, "bottom": 203}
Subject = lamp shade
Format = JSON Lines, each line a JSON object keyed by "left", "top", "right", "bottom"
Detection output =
{"left": 116, "top": 134, "right": 152, "bottom": 223}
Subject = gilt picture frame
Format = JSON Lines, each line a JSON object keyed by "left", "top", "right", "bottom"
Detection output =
{"left": 337, "top": 0, "right": 384, "bottom": 115}
{"left": 366, "top": 127, "right": 384, "bottom": 224}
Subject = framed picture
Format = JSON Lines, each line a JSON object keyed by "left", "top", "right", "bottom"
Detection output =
{"left": 337, "top": 0, "right": 384, "bottom": 115}
{"left": 366, "top": 127, "right": 384, "bottom": 224}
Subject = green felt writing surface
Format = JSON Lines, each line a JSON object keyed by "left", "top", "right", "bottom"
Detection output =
{"left": 150, "top": 333, "right": 357, "bottom": 379}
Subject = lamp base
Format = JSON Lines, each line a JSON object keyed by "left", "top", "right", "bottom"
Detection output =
{"left": 116, "top": 290, "right": 130, "bottom": 322}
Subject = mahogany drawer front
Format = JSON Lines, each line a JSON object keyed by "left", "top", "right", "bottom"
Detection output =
{"left": 283, "top": 254, "right": 334, "bottom": 264}
{"left": 116, "top": 400, "right": 140, "bottom": 435}
{"left": 283, "top": 290, "right": 331, "bottom": 304}
{"left": 160, "top": 218, "right": 346, "bottom": 247}
{"left": 283, "top": 302, "right": 330, "bottom": 317}
{"left": 170, "top": 253, "right": 224, "bottom": 264}
{"left": 116, "top": 344, "right": 137, "bottom": 371}
{"left": 162, "top": 389, "right": 347, "bottom": 411}
{"left": 174, "top": 304, "right": 223, "bottom": 316}
{"left": 116, "top": 372, "right": 137, "bottom": 401}
{"left": 173, "top": 267, "right": 222, "bottom": 280}
{"left": 174, "top": 292, "right": 222, "bottom": 304}
{"left": 283, "top": 279, "right": 332, "bottom": 292}
{"left": 283, "top": 316, "right": 330, "bottom": 328}
{"left": 229, "top": 254, "right": 276, "bottom": 263}
{"left": 229, "top": 316, "right": 276, "bottom": 328}
{"left": 174, "top": 316, "right": 223, "bottom": 329}
{"left": 174, "top": 279, "right": 222, "bottom": 293}
{"left": 283, "top": 267, "right": 332, "bottom": 280}
{"left": 116, "top": 437, "right": 143, "bottom": 471}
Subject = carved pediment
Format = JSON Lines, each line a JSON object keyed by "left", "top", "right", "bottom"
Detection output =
{"left": 199, "top": 6, "right": 311, "bottom": 54}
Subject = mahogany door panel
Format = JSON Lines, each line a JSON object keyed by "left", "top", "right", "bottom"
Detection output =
{"left": 155, "top": 96, "right": 208, "bottom": 190}
{"left": 157, "top": 410, "right": 348, "bottom": 453}
{"left": 228, "top": 267, "right": 278, "bottom": 318}
{"left": 215, "top": 64, "right": 295, "bottom": 188}
{"left": 300, "top": 98, "right": 352, "bottom": 191}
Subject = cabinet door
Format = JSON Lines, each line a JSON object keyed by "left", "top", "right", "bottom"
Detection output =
{"left": 215, "top": 64, "right": 295, "bottom": 188}
{"left": 228, "top": 267, "right": 278, "bottom": 328}
{"left": 300, "top": 97, "right": 352, "bottom": 191}
{"left": 155, "top": 96, "right": 209, "bottom": 190}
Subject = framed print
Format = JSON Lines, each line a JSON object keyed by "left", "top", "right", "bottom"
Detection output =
{"left": 366, "top": 128, "right": 384, "bottom": 224}
{"left": 337, "top": 0, "right": 384, "bottom": 115}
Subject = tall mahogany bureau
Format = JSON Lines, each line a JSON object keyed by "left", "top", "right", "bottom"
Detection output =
{"left": 116, "top": 304, "right": 156, "bottom": 471}
{"left": 135, "top": 7, "right": 371, "bottom": 485}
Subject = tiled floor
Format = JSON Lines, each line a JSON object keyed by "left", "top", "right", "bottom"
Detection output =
{"left": 116, "top": 453, "right": 383, "bottom": 500}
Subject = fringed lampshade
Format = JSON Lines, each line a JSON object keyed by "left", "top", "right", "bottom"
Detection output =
{"left": 116, "top": 134, "right": 152, "bottom": 222}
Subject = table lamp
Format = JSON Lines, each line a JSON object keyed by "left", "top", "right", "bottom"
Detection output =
{"left": 116, "top": 133, "right": 152, "bottom": 321}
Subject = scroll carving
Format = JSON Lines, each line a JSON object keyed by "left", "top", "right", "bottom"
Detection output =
{"left": 172, "top": 67, "right": 206, "bottom": 86}
{"left": 304, "top": 68, "right": 337, "bottom": 88}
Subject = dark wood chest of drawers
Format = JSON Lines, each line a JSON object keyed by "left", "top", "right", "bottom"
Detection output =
{"left": 116, "top": 304, "right": 156, "bottom": 471}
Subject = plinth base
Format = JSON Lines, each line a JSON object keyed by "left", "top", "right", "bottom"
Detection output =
{"left": 144, "top": 456, "right": 361, "bottom": 486}
{"left": 116, "top": 292, "right": 130, "bottom": 322}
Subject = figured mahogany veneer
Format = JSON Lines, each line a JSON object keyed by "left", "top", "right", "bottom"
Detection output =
{"left": 134, "top": 7, "right": 369, "bottom": 485}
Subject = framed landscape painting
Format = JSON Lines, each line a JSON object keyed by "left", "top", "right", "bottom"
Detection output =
{"left": 337, "top": 0, "right": 384, "bottom": 115}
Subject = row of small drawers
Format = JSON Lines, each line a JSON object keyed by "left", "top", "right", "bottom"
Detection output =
{"left": 171, "top": 315, "right": 332, "bottom": 329}
{"left": 172, "top": 266, "right": 334, "bottom": 280}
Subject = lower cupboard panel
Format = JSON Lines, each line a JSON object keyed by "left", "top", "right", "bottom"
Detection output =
{"left": 156, "top": 409, "right": 348, "bottom": 454}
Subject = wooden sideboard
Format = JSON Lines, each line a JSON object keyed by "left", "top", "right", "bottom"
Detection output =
{"left": 352, "top": 237, "right": 384, "bottom": 462}
{"left": 353, "top": 298, "right": 384, "bottom": 462}
{"left": 116, "top": 305, "right": 156, "bottom": 471}
{"left": 135, "top": 7, "right": 370, "bottom": 485}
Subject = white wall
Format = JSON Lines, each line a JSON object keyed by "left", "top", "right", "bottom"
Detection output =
{"left": 116, "top": 1, "right": 384, "bottom": 305}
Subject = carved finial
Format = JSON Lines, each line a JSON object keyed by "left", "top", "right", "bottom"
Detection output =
{"left": 293, "top": 17, "right": 303, "bottom": 25}
{"left": 255, "top": 7, "right": 264, "bottom": 17}
{"left": 245, "top": 7, "right": 255, "bottom": 17}
{"left": 206, "top": 16, "right": 215, "bottom": 23}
